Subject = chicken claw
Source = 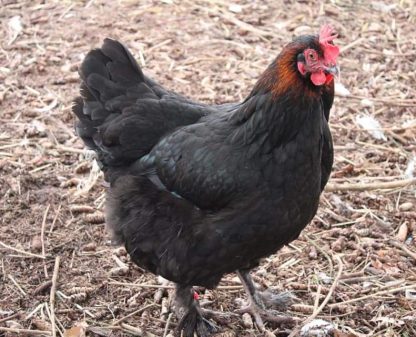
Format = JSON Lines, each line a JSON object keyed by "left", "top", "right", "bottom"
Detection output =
{"left": 177, "top": 309, "right": 217, "bottom": 337}
{"left": 258, "top": 289, "right": 296, "bottom": 311}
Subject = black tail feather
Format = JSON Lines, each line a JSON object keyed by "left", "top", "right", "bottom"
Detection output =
{"left": 72, "top": 39, "right": 154, "bottom": 171}
{"left": 72, "top": 39, "right": 207, "bottom": 181}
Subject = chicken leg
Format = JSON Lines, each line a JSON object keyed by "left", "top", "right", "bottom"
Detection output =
{"left": 236, "top": 270, "right": 295, "bottom": 330}
{"left": 175, "top": 285, "right": 216, "bottom": 337}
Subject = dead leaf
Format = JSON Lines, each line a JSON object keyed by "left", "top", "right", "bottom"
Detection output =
{"left": 396, "top": 223, "right": 408, "bottom": 242}
{"left": 333, "top": 330, "right": 357, "bottom": 337}
{"left": 64, "top": 322, "right": 88, "bottom": 337}
{"left": 371, "top": 316, "right": 404, "bottom": 326}
{"left": 335, "top": 82, "right": 350, "bottom": 97}
{"left": 371, "top": 258, "right": 383, "bottom": 270}
{"left": 8, "top": 16, "right": 23, "bottom": 44}
{"left": 32, "top": 319, "right": 52, "bottom": 331}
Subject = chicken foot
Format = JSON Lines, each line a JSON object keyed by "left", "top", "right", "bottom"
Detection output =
{"left": 175, "top": 285, "right": 217, "bottom": 337}
{"left": 236, "top": 270, "right": 295, "bottom": 330}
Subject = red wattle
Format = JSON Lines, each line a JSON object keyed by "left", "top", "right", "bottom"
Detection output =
{"left": 325, "top": 74, "right": 334, "bottom": 84}
{"left": 311, "top": 71, "right": 326, "bottom": 86}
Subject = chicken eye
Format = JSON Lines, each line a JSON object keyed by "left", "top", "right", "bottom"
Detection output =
{"left": 308, "top": 51, "right": 316, "bottom": 61}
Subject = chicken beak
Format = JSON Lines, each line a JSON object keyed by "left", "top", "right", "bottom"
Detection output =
{"left": 324, "top": 65, "right": 339, "bottom": 76}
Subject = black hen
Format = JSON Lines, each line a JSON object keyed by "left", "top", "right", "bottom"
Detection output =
{"left": 72, "top": 25, "right": 339, "bottom": 336}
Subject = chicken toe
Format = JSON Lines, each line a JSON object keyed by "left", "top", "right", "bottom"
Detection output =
{"left": 258, "top": 289, "right": 296, "bottom": 311}
{"left": 177, "top": 309, "right": 216, "bottom": 337}
{"left": 236, "top": 270, "right": 295, "bottom": 330}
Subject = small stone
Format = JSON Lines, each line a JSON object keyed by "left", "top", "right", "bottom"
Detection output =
{"left": 301, "top": 319, "right": 334, "bottom": 337}
{"left": 82, "top": 242, "right": 97, "bottom": 252}
{"left": 109, "top": 266, "right": 128, "bottom": 276}
{"left": 32, "top": 319, "right": 51, "bottom": 331}
{"left": 113, "top": 246, "right": 127, "bottom": 256}
{"left": 360, "top": 98, "right": 374, "bottom": 107}
{"left": 309, "top": 246, "right": 318, "bottom": 259}
{"left": 331, "top": 237, "right": 345, "bottom": 252}
{"left": 294, "top": 25, "right": 313, "bottom": 35}
{"left": 242, "top": 313, "right": 253, "bottom": 328}
{"left": 228, "top": 4, "right": 242, "bottom": 13}
{"left": 31, "top": 235, "right": 42, "bottom": 252}
{"left": 399, "top": 202, "right": 413, "bottom": 212}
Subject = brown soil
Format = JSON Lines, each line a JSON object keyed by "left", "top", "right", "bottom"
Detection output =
{"left": 1, "top": 1, "right": 415, "bottom": 337}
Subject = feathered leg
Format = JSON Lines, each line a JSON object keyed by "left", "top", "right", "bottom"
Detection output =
{"left": 175, "top": 285, "right": 216, "bottom": 337}
{"left": 236, "top": 270, "right": 295, "bottom": 330}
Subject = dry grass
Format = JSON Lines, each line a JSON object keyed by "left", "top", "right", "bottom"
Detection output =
{"left": 1, "top": 1, "right": 415, "bottom": 337}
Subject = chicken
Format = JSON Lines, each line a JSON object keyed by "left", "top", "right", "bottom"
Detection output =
{"left": 72, "top": 25, "right": 339, "bottom": 337}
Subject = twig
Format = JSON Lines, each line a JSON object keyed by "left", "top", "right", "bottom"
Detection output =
{"left": 85, "top": 0, "right": 96, "bottom": 8}
{"left": 41, "top": 205, "right": 50, "bottom": 278}
{"left": 340, "top": 37, "right": 364, "bottom": 53}
{"left": 8, "top": 274, "right": 26, "bottom": 295}
{"left": 147, "top": 39, "right": 172, "bottom": 54}
{"left": 311, "top": 255, "right": 343, "bottom": 317}
{"left": 29, "top": 164, "right": 53, "bottom": 174}
{"left": 347, "top": 94, "right": 416, "bottom": 105}
{"left": 388, "top": 240, "right": 416, "bottom": 261}
{"left": 25, "top": 303, "right": 45, "bottom": 320}
{"left": 304, "top": 235, "right": 333, "bottom": 274}
{"left": 0, "top": 312, "right": 20, "bottom": 323}
{"left": 340, "top": 275, "right": 380, "bottom": 284}
{"left": 50, "top": 256, "right": 61, "bottom": 337}
{"left": 326, "top": 178, "right": 416, "bottom": 192}
{"left": 0, "top": 327, "right": 51, "bottom": 335}
{"left": 286, "top": 255, "right": 343, "bottom": 337}
{"left": 328, "top": 284, "right": 416, "bottom": 308}
{"left": 57, "top": 291, "right": 95, "bottom": 318}
{"left": 0, "top": 241, "right": 46, "bottom": 259}
{"left": 56, "top": 145, "right": 87, "bottom": 154}
{"left": 162, "top": 313, "right": 173, "bottom": 337}
{"left": 199, "top": 6, "right": 273, "bottom": 39}
{"left": 120, "top": 323, "right": 157, "bottom": 337}
{"left": 354, "top": 140, "right": 405, "bottom": 155}
{"left": 331, "top": 175, "right": 406, "bottom": 182}
{"left": 113, "top": 303, "right": 158, "bottom": 326}
{"left": 313, "top": 285, "right": 322, "bottom": 315}
{"left": 375, "top": 279, "right": 405, "bottom": 291}
{"left": 44, "top": 302, "right": 64, "bottom": 337}
{"left": 213, "top": 285, "right": 244, "bottom": 290}
{"left": 49, "top": 204, "right": 62, "bottom": 234}
{"left": 58, "top": 3, "right": 75, "bottom": 21}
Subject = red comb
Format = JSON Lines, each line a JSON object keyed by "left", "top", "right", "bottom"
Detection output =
{"left": 319, "top": 25, "right": 337, "bottom": 44}
{"left": 319, "top": 25, "right": 339, "bottom": 65}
